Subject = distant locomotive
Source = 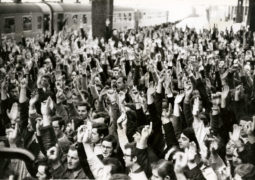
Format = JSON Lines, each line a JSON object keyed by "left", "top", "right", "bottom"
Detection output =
{"left": 0, "top": 2, "right": 169, "bottom": 41}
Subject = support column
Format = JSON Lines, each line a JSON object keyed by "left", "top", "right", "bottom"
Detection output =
{"left": 248, "top": 0, "right": 255, "bottom": 32}
{"left": 92, "top": 0, "right": 113, "bottom": 38}
{"left": 236, "top": 0, "right": 244, "bottom": 23}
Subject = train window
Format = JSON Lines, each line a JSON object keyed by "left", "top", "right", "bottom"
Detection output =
{"left": 4, "top": 17, "right": 15, "bottom": 33}
{"left": 73, "top": 15, "right": 78, "bottom": 24}
{"left": 37, "top": 16, "right": 42, "bottom": 29}
{"left": 119, "top": 13, "right": 122, "bottom": 20}
{"left": 23, "top": 16, "right": 32, "bottom": 31}
{"left": 129, "top": 13, "right": 132, "bottom": 21}
{"left": 124, "top": 13, "right": 127, "bottom": 21}
{"left": 82, "top": 15, "right": 87, "bottom": 24}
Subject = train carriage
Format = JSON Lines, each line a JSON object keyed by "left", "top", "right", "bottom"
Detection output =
{"left": 0, "top": 2, "right": 169, "bottom": 41}
{"left": 0, "top": 3, "right": 51, "bottom": 41}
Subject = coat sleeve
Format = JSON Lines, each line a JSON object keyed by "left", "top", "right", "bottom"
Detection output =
{"left": 77, "top": 143, "right": 94, "bottom": 179}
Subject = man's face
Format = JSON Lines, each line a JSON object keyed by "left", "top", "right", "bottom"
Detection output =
{"left": 77, "top": 105, "right": 88, "bottom": 119}
{"left": 102, "top": 140, "right": 113, "bottom": 158}
{"left": 10, "top": 87, "right": 19, "bottom": 99}
{"left": 178, "top": 133, "right": 190, "bottom": 149}
{"left": 116, "top": 77, "right": 125, "bottom": 91}
{"left": 91, "top": 128, "right": 101, "bottom": 144}
{"left": 67, "top": 149, "right": 80, "bottom": 170}
{"left": 52, "top": 121, "right": 61, "bottom": 137}
{"left": 41, "top": 77, "right": 49, "bottom": 87}
{"left": 123, "top": 148, "right": 134, "bottom": 167}
{"left": 36, "top": 165, "right": 47, "bottom": 180}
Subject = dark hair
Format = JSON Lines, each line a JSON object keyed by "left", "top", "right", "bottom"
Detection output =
{"left": 152, "top": 159, "right": 177, "bottom": 180}
{"left": 77, "top": 102, "right": 91, "bottom": 111}
{"left": 102, "top": 157, "right": 124, "bottom": 174}
{"left": 102, "top": 135, "right": 117, "bottom": 150}
{"left": 69, "top": 144, "right": 78, "bottom": 152}
{"left": 93, "top": 111, "right": 110, "bottom": 125}
{"left": 52, "top": 116, "right": 65, "bottom": 129}
{"left": 124, "top": 142, "right": 137, "bottom": 159}
{"left": 92, "top": 123, "right": 109, "bottom": 137}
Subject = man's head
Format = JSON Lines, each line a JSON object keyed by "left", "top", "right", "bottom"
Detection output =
{"left": 178, "top": 133, "right": 190, "bottom": 150}
{"left": 41, "top": 75, "right": 51, "bottom": 88}
{"left": 123, "top": 143, "right": 137, "bottom": 168}
{"left": 67, "top": 145, "right": 81, "bottom": 171}
{"left": 101, "top": 135, "right": 117, "bottom": 158}
{"left": 151, "top": 159, "right": 176, "bottom": 180}
{"left": 116, "top": 76, "right": 126, "bottom": 92}
{"left": 52, "top": 116, "right": 65, "bottom": 137}
{"left": 36, "top": 159, "right": 50, "bottom": 180}
{"left": 102, "top": 157, "right": 124, "bottom": 175}
{"left": 91, "top": 123, "right": 109, "bottom": 144}
{"left": 9, "top": 85, "right": 19, "bottom": 99}
{"left": 77, "top": 102, "right": 90, "bottom": 120}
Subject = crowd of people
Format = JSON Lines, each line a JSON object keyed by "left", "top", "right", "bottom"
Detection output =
{"left": 0, "top": 21, "right": 255, "bottom": 180}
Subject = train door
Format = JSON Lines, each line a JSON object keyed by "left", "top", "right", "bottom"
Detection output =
{"left": 43, "top": 14, "right": 50, "bottom": 33}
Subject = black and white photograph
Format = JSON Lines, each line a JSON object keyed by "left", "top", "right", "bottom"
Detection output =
{"left": 0, "top": 0, "right": 255, "bottom": 179}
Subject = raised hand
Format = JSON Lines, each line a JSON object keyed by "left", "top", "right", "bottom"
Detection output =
{"left": 41, "top": 96, "right": 54, "bottom": 116}
{"left": 141, "top": 122, "right": 153, "bottom": 140}
{"left": 158, "top": 70, "right": 166, "bottom": 83}
{"left": 1, "top": 78, "right": 7, "bottom": 92}
{"left": 118, "top": 90, "right": 126, "bottom": 105}
{"left": 29, "top": 90, "right": 39, "bottom": 106}
{"left": 7, "top": 102, "right": 20, "bottom": 123}
{"left": 192, "top": 97, "right": 200, "bottom": 116}
{"left": 117, "top": 112, "right": 127, "bottom": 130}
{"left": 229, "top": 124, "right": 241, "bottom": 142}
{"left": 83, "top": 123, "right": 92, "bottom": 144}
{"left": 221, "top": 85, "right": 229, "bottom": 100}
{"left": 20, "top": 78, "right": 28, "bottom": 89}
{"left": 174, "top": 93, "right": 185, "bottom": 104}
{"left": 77, "top": 125, "right": 86, "bottom": 143}
{"left": 6, "top": 125, "right": 18, "bottom": 147}
{"left": 234, "top": 85, "right": 243, "bottom": 101}
{"left": 147, "top": 83, "right": 155, "bottom": 97}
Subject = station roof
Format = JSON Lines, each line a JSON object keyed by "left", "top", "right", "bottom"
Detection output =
{"left": 0, "top": 3, "right": 43, "bottom": 14}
